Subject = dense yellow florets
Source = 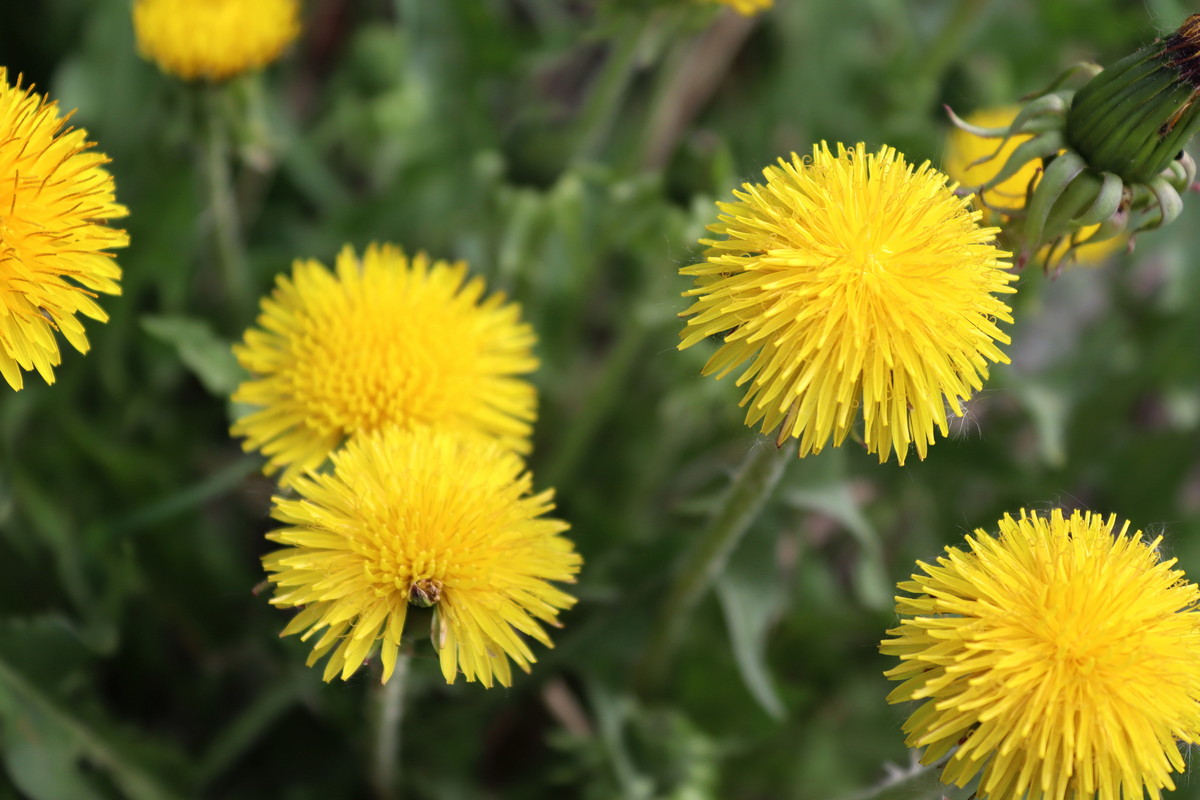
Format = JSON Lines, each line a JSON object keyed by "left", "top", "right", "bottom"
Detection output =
{"left": 231, "top": 243, "right": 538, "bottom": 487}
{"left": 0, "top": 69, "right": 127, "bottom": 391}
{"left": 263, "top": 425, "right": 580, "bottom": 687}
{"left": 679, "top": 141, "right": 1015, "bottom": 465}
{"left": 133, "top": 0, "right": 301, "bottom": 81}
{"left": 882, "top": 509, "right": 1200, "bottom": 800}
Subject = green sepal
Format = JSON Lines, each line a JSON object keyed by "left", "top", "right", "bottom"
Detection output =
{"left": 1073, "top": 171, "right": 1125, "bottom": 227}
{"left": 1022, "top": 150, "right": 1087, "bottom": 248}
{"left": 973, "top": 131, "right": 1065, "bottom": 193}
{"left": 1067, "top": 22, "right": 1200, "bottom": 183}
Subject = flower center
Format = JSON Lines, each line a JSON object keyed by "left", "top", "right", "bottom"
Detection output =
{"left": 288, "top": 284, "right": 482, "bottom": 437}
{"left": 408, "top": 577, "right": 443, "bottom": 607}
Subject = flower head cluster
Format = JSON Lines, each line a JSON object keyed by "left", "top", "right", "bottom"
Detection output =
{"left": 679, "top": 142, "right": 1015, "bottom": 465}
{"left": 944, "top": 106, "right": 1125, "bottom": 269}
{"left": 232, "top": 243, "right": 537, "bottom": 488}
{"left": 264, "top": 425, "right": 580, "bottom": 687}
{"left": 0, "top": 69, "right": 127, "bottom": 391}
{"left": 881, "top": 509, "right": 1200, "bottom": 800}
{"left": 133, "top": 0, "right": 301, "bottom": 82}
{"left": 239, "top": 242, "right": 574, "bottom": 687}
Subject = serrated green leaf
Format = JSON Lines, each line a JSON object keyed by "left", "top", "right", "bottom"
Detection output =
{"left": 0, "top": 696, "right": 106, "bottom": 800}
{"left": 0, "top": 656, "right": 185, "bottom": 800}
{"left": 715, "top": 524, "right": 786, "bottom": 720}
{"left": 0, "top": 615, "right": 94, "bottom": 685}
{"left": 1009, "top": 379, "right": 1071, "bottom": 468}
{"left": 141, "top": 315, "right": 244, "bottom": 397}
{"left": 785, "top": 483, "right": 890, "bottom": 610}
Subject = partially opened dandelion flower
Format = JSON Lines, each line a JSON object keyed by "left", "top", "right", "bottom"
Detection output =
{"left": 679, "top": 142, "right": 1015, "bottom": 465}
{"left": 263, "top": 425, "right": 580, "bottom": 687}
{"left": 945, "top": 15, "right": 1200, "bottom": 263}
{"left": 944, "top": 106, "right": 1126, "bottom": 268}
{"left": 0, "top": 68, "right": 127, "bottom": 391}
{"left": 232, "top": 243, "right": 538, "bottom": 487}
{"left": 133, "top": 0, "right": 301, "bottom": 82}
{"left": 881, "top": 509, "right": 1200, "bottom": 800}
{"left": 944, "top": 107, "right": 1043, "bottom": 212}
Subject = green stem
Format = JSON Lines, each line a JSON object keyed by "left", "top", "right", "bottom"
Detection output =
{"left": 202, "top": 84, "right": 250, "bottom": 318}
{"left": 196, "top": 675, "right": 304, "bottom": 788}
{"left": 638, "top": 11, "right": 758, "bottom": 171}
{"left": 635, "top": 438, "right": 792, "bottom": 697}
{"left": 542, "top": 318, "right": 651, "bottom": 489}
{"left": 840, "top": 758, "right": 944, "bottom": 800}
{"left": 371, "top": 654, "right": 411, "bottom": 800}
{"left": 571, "top": 21, "right": 652, "bottom": 164}
{"left": 909, "top": 0, "right": 992, "bottom": 92}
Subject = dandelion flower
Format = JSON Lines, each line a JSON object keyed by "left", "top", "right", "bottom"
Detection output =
{"left": 263, "top": 424, "right": 580, "bottom": 687}
{"left": 0, "top": 69, "right": 127, "bottom": 391}
{"left": 133, "top": 0, "right": 301, "bottom": 82}
{"left": 232, "top": 243, "right": 537, "bottom": 487}
{"left": 707, "top": 0, "right": 772, "bottom": 14}
{"left": 679, "top": 142, "right": 1015, "bottom": 465}
{"left": 944, "top": 106, "right": 1126, "bottom": 266}
{"left": 881, "top": 508, "right": 1200, "bottom": 800}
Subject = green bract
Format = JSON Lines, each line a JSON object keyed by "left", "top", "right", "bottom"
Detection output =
{"left": 949, "top": 14, "right": 1200, "bottom": 270}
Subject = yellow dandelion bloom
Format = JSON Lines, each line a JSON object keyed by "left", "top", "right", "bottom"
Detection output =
{"left": 706, "top": 0, "right": 773, "bottom": 14}
{"left": 132, "top": 0, "right": 301, "bottom": 82}
{"left": 944, "top": 106, "right": 1126, "bottom": 266}
{"left": 881, "top": 509, "right": 1200, "bottom": 800}
{"left": 231, "top": 243, "right": 538, "bottom": 487}
{"left": 0, "top": 69, "right": 127, "bottom": 391}
{"left": 679, "top": 142, "right": 1015, "bottom": 465}
{"left": 263, "top": 424, "right": 580, "bottom": 687}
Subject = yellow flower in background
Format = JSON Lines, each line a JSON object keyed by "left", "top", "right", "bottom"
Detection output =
{"left": 679, "top": 142, "right": 1015, "bottom": 465}
{"left": 944, "top": 106, "right": 1126, "bottom": 267}
{"left": 944, "top": 106, "right": 1041, "bottom": 211}
{"left": 133, "top": 0, "right": 301, "bottom": 82}
{"left": 707, "top": 0, "right": 773, "bottom": 14}
{"left": 232, "top": 243, "right": 538, "bottom": 487}
{"left": 881, "top": 509, "right": 1200, "bottom": 800}
{"left": 263, "top": 425, "right": 580, "bottom": 687}
{"left": 0, "top": 69, "right": 127, "bottom": 391}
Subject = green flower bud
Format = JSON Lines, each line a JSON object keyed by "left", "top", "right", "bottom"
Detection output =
{"left": 947, "top": 15, "right": 1200, "bottom": 270}
{"left": 1067, "top": 15, "right": 1200, "bottom": 183}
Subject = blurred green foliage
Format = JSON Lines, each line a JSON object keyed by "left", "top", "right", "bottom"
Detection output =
{"left": 2, "top": 0, "right": 1200, "bottom": 798}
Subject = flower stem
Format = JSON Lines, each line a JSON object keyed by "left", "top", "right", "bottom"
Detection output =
{"left": 638, "top": 10, "right": 758, "bottom": 170}
{"left": 635, "top": 438, "right": 792, "bottom": 697}
{"left": 910, "top": 0, "right": 991, "bottom": 92}
{"left": 371, "top": 653, "right": 410, "bottom": 800}
{"left": 542, "top": 319, "right": 651, "bottom": 489}
{"left": 202, "top": 83, "right": 250, "bottom": 319}
{"left": 841, "top": 757, "right": 943, "bottom": 800}
{"left": 570, "top": 19, "right": 652, "bottom": 164}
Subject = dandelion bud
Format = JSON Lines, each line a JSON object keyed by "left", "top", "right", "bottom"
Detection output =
{"left": 1067, "top": 15, "right": 1200, "bottom": 183}
{"left": 947, "top": 15, "right": 1200, "bottom": 267}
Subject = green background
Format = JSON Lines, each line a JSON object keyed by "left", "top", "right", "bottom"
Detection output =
{"left": 2, "top": 0, "right": 1199, "bottom": 797}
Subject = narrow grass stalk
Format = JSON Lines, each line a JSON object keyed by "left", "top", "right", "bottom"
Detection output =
{"left": 638, "top": 11, "right": 758, "bottom": 170}
{"left": 543, "top": 319, "right": 651, "bottom": 489}
{"left": 371, "top": 654, "right": 411, "bottom": 800}
{"left": 909, "top": 0, "right": 992, "bottom": 94}
{"left": 202, "top": 83, "right": 250, "bottom": 318}
{"left": 570, "top": 19, "right": 652, "bottom": 164}
{"left": 635, "top": 438, "right": 792, "bottom": 697}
